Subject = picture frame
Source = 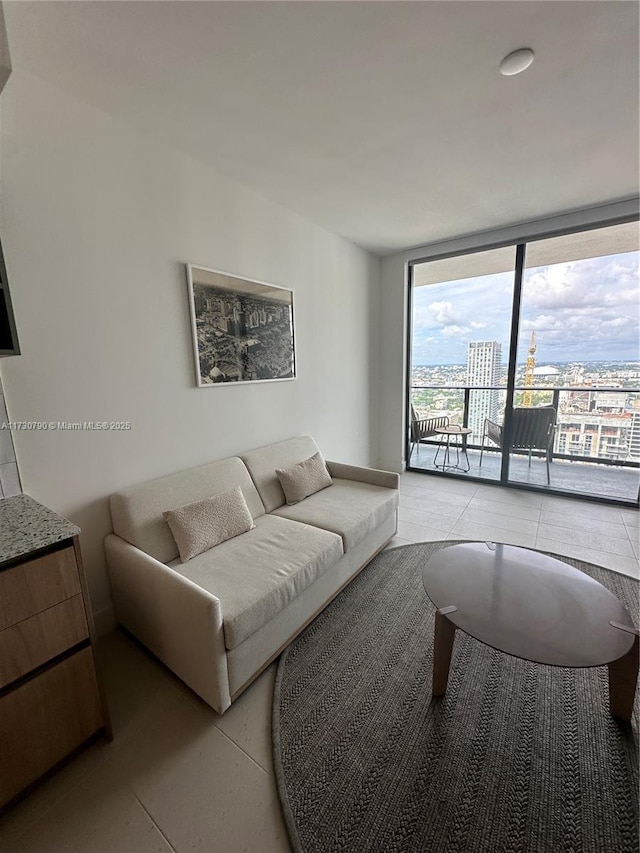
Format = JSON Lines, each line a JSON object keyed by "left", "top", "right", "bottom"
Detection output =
{"left": 186, "top": 264, "right": 296, "bottom": 387}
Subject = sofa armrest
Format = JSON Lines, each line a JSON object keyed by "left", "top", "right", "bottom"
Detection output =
{"left": 325, "top": 461, "right": 399, "bottom": 490}
{"left": 104, "top": 533, "right": 231, "bottom": 714}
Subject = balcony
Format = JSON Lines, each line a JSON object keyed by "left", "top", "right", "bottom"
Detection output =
{"left": 409, "top": 385, "right": 640, "bottom": 505}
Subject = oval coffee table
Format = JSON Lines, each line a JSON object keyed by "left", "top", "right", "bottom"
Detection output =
{"left": 422, "top": 542, "right": 639, "bottom": 722}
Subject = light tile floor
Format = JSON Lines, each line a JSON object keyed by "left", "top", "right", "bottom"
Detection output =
{"left": 1, "top": 472, "right": 638, "bottom": 853}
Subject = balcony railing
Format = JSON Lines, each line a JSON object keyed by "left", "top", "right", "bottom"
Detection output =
{"left": 410, "top": 384, "right": 640, "bottom": 470}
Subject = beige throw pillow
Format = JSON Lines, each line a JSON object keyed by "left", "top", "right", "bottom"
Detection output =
{"left": 163, "top": 486, "right": 255, "bottom": 563}
{"left": 276, "top": 452, "right": 333, "bottom": 506}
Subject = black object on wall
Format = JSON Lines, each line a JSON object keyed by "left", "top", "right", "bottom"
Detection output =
{"left": 0, "top": 238, "right": 20, "bottom": 356}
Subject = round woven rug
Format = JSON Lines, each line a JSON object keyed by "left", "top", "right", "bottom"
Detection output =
{"left": 273, "top": 541, "right": 639, "bottom": 853}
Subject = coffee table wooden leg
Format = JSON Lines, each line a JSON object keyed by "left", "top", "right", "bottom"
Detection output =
{"left": 433, "top": 606, "right": 457, "bottom": 698}
{"left": 608, "top": 629, "right": 639, "bottom": 723}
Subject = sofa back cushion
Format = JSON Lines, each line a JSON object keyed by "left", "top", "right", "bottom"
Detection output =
{"left": 110, "top": 457, "right": 265, "bottom": 563}
{"left": 163, "top": 487, "right": 256, "bottom": 563}
{"left": 276, "top": 452, "right": 332, "bottom": 505}
{"left": 240, "top": 435, "right": 321, "bottom": 512}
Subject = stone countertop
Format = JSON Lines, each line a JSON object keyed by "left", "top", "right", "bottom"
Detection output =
{"left": 0, "top": 494, "right": 80, "bottom": 565}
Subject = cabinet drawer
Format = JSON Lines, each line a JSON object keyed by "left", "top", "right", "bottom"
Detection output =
{"left": 0, "top": 546, "right": 80, "bottom": 631}
{"left": 0, "top": 647, "right": 104, "bottom": 807}
{"left": 0, "top": 595, "right": 89, "bottom": 689}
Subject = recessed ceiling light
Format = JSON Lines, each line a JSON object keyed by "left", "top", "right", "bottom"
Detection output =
{"left": 500, "top": 48, "right": 535, "bottom": 77}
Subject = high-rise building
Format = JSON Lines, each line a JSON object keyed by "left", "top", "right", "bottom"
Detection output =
{"left": 467, "top": 341, "right": 502, "bottom": 439}
{"left": 627, "top": 412, "right": 640, "bottom": 461}
{"left": 555, "top": 413, "right": 632, "bottom": 461}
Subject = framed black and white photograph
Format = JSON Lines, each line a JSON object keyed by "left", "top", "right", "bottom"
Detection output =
{"left": 186, "top": 264, "right": 296, "bottom": 386}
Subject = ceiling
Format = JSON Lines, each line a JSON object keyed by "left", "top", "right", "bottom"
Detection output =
{"left": 413, "top": 220, "right": 640, "bottom": 286}
{"left": 3, "top": 1, "right": 639, "bottom": 256}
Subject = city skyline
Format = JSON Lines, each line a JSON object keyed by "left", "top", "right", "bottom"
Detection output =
{"left": 411, "top": 359, "right": 640, "bottom": 393}
{"left": 411, "top": 358, "right": 640, "bottom": 465}
{"left": 413, "top": 357, "right": 640, "bottom": 368}
{"left": 412, "top": 250, "right": 639, "bottom": 366}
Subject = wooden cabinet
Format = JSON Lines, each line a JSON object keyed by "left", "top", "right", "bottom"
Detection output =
{"left": 0, "top": 546, "right": 81, "bottom": 631}
{"left": 0, "top": 519, "right": 111, "bottom": 810}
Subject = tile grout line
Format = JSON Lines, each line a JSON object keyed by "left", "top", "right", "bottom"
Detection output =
{"left": 535, "top": 528, "right": 636, "bottom": 555}
{"left": 0, "top": 748, "right": 115, "bottom": 846}
{"left": 132, "top": 792, "right": 178, "bottom": 853}
{"left": 401, "top": 476, "right": 636, "bottom": 557}
{"left": 540, "top": 535, "right": 635, "bottom": 560}
{"left": 534, "top": 535, "right": 638, "bottom": 564}
{"left": 155, "top": 675, "right": 275, "bottom": 776}
{"left": 168, "top": 673, "right": 275, "bottom": 776}
{"left": 458, "top": 508, "right": 541, "bottom": 529}
{"left": 452, "top": 514, "right": 539, "bottom": 536}
{"left": 398, "top": 514, "right": 458, "bottom": 537}
{"left": 213, "top": 722, "right": 274, "bottom": 777}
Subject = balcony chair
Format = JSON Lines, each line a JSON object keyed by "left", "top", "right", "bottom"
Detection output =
{"left": 409, "top": 405, "right": 449, "bottom": 459}
{"left": 479, "top": 406, "right": 557, "bottom": 484}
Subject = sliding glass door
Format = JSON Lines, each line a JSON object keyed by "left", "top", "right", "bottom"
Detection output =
{"left": 408, "top": 221, "right": 639, "bottom": 504}
{"left": 409, "top": 247, "right": 515, "bottom": 481}
{"left": 508, "top": 223, "right": 640, "bottom": 500}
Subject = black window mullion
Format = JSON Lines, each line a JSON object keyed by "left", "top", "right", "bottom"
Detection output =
{"left": 500, "top": 243, "right": 526, "bottom": 483}
{"left": 405, "top": 263, "right": 415, "bottom": 466}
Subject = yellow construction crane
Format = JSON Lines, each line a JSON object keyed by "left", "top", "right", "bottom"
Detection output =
{"left": 523, "top": 330, "right": 536, "bottom": 407}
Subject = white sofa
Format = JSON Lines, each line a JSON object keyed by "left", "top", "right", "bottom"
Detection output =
{"left": 105, "top": 436, "right": 399, "bottom": 713}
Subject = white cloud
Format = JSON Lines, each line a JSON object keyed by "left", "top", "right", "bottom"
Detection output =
{"left": 412, "top": 251, "right": 639, "bottom": 364}
{"left": 428, "top": 301, "right": 463, "bottom": 325}
{"left": 523, "top": 254, "right": 639, "bottom": 315}
{"left": 442, "top": 324, "right": 472, "bottom": 338}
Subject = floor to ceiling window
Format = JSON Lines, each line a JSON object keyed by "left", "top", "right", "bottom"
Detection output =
{"left": 408, "top": 221, "right": 639, "bottom": 505}
{"left": 409, "top": 246, "right": 514, "bottom": 483}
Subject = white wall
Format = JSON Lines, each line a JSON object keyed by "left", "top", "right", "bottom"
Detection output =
{"left": 377, "top": 253, "right": 407, "bottom": 474}
{"left": 0, "top": 70, "right": 380, "bottom": 627}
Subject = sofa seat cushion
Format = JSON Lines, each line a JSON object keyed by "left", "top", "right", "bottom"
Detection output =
{"left": 272, "top": 479, "right": 399, "bottom": 552}
{"left": 167, "top": 514, "right": 343, "bottom": 650}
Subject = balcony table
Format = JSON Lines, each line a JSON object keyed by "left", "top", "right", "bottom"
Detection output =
{"left": 433, "top": 425, "right": 473, "bottom": 473}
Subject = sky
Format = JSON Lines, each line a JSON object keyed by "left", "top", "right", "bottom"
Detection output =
{"left": 412, "top": 251, "right": 640, "bottom": 366}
